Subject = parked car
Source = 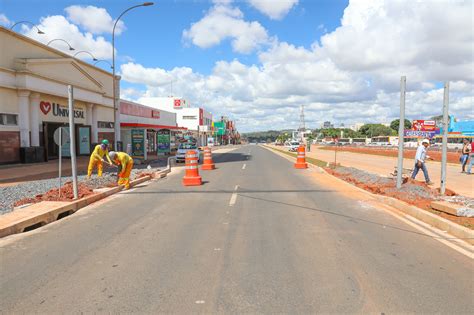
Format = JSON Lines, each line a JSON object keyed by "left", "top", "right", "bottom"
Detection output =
{"left": 288, "top": 141, "right": 300, "bottom": 152}
{"left": 176, "top": 143, "right": 201, "bottom": 163}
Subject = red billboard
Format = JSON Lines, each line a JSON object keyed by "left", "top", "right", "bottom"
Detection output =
{"left": 174, "top": 99, "right": 182, "bottom": 109}
{"left": 412, "top": 120, "right": 436, "bottom": 131}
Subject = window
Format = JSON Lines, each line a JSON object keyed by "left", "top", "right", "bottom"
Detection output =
{"left": 0, "top": 113, "right": 18, "bottom": 126}
{"left": 98, "top": 121, "right": 114, "bottom": 129}
{"left": 182, "top": 116, "right": 197, "bottom": 120}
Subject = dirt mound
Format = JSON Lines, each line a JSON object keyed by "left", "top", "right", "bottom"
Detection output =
{"left": 13, "top": 182, "right": 95, "bottom": 208}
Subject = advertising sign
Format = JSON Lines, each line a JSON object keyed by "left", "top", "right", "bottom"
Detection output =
{"left": 412, "top": 120, "right": 436, "bottom": 131}
{"left": 404, "top": 129, "right": 440, "bottom": 138}
{"left": 78, "top": 127, "right": 91, "bottom": 155}
{"left": 214, "top": 121, "right": 226, "bottom": 136}
{"left": 157, "top": 129, "right": 171, "bottom": 154}
{"left": 174, "top": 99, "right": 182, "bottom": 109}
{"left": 60, "top": 127, "right": 71, "bottom": 157}
{"left": 131, "top": 129, "right": 145, "bottom": 159}
{"left": 152, "top": 110, "right": 160, "bottom": 118}
{"left": 40, "top": 100, "right": 86, "bottom": 123}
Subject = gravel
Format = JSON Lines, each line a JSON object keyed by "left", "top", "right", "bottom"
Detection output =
{"left": 0, "top": 158, "right": 168, "bottom": 215}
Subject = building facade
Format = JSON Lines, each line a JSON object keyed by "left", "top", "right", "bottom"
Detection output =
{"left": 0, "top": 26, "right": 117, "bottom": 164}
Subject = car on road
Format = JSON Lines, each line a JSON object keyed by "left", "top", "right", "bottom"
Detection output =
{"left": 176, "top": 143, "right": 201, "bottom": 163}
{"left": 288, "top": 141, "right": 300, "bottom": 151}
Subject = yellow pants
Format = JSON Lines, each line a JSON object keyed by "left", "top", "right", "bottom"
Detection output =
{"left": 87, "top": 159, "right": 103, "bottom": 177}
{"left": 118, "top": 160, "right": 134, "bottom": 189}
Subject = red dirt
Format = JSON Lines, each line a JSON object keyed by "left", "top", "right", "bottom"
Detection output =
{"left": 136, "top": 172, "right": 153, "bottom": 179}
{"left": 13, "top": 182, "right": 95, "bottom": 208}
{"left": 325, "top": 168, "right": 474, "bottom": 229}
{"left": 320, "top": 146, "right": 459, "bottom": 163}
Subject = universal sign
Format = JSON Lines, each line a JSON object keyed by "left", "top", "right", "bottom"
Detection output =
{"left": 40, "top": 101, "right": 85, "bottom": 122}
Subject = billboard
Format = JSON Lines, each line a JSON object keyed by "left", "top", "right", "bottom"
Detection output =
{"left": 404, "top": 129, "right": 440, "bottom": 138}
{"left": 131, "top": 129, "right": 145, "bottom": 159}
{"left": 412, "top": 120, "right": 436, "bottom": 131}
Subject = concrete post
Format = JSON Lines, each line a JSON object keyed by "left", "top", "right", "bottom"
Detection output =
{"left": 68, "top": 85, "right": 78, "bottom": 199}
{"left": 91, "top": 104, "right": 98, "bottom": 143}
{"left": 29, "top": 93, "right": 41, "bottom": 147}
{"left": 397, "top": 76, "right": 406, "bottom": 189}
{"left": 17, "top": 90, "right": 31, "bottom": 147}
{"left": 440, "top": 82, "right": 449, "bottom": 195}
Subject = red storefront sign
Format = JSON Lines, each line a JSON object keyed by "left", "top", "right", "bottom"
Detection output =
{"left": 152, "top": 110, "right": 160, "bottom": 118}
{"left": 174, "top": 99, "right": 182, "bottom": 108}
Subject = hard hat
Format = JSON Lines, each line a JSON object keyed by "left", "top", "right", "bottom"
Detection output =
{"left": 101, "top": 139, "right": 109, "bottom": 146}
{"left": 109, "top": 151, "right": 117, "bottom": 160}
{"left": 421, "top": 139, "right": 430, "bottom": 144}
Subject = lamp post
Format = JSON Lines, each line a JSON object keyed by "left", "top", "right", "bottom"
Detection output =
{"left": 112, "top": 2, "right": 154, "bottom": 150}
{"left": 10, "top": 21, "right": 45, "bottom": 34}
{"left": 47, "top": 39, "right": 75, "bottom": 51}
{"left": 94, "top": 60, "right": 114, "bottom": 69}
{"left": 74, "top": 50, "right": 97, "bottom": 61}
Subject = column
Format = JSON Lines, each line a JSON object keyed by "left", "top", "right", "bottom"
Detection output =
{"left": 86, "top": 103, "right": 93, "bottom": 126}
{"left": 91, "top": 104, "right": 98, "bottom": 143}
{"left": 29, "top": 93, "right": 40, "bottom": 146}
{"left": 18, "top": 90, "right": 31, "bottom": 147}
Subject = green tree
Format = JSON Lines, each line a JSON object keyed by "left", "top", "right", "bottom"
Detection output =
{"left": 359, "top": 124, "right": 393, "bottom": 137}
{"left": 390, "top": 119, "right": 412, "bottom": 131}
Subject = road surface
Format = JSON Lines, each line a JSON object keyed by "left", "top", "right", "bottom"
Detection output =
{"left": 0, "top": 145, "right": 472, "bottom": 313}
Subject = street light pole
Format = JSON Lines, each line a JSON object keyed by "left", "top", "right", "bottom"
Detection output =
{"left": 397, "top": 76, "right": 406, "bottom": 189}
{"left": 112, "top": 2, "right": 154, "bottom": 150}
{"left": 440, "top": 82, "right": 449, "bottom": 195}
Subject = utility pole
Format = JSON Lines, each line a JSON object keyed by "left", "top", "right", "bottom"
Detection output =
{"left": 68, "top": 85, "right": 78, "bottom": 199}
{"left": 298, "top": 105, "right": 306, "bottom": 143}
{"left": 440, "top": 82, "right": 449, "bottom": 195}
{"left": 397, "top": 76, "right": 406, "bottom": 189}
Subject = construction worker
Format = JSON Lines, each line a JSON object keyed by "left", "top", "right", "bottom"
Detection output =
{"left": 87, "top": 139, "right": 113, "bottom": 178}
{"left": 109, "top": 151, "right": 134, "bottom": 189}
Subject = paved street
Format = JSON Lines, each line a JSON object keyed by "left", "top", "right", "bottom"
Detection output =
{"left": 0, "top": 145, "right": 473, "bottom": 313}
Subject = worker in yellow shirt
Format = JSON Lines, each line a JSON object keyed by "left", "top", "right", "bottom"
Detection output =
{"left": 87, "top": 139, "right": 113, "bottom": 178}
{"left": 109, "top": 151, "right": 134, "bottom": 189}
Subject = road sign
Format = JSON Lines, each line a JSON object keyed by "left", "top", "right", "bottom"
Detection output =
{"left": 53, "top": 127, "right": 69, "bottom": 145}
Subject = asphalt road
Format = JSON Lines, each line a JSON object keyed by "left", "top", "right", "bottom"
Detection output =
{"left": 0, "top": 145, "right": 473, "bottom": 313}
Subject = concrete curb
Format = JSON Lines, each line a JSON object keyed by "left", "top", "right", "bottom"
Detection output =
{"left": 0, "top": 168, "right": 170, "bottom": 239}
{"left": 263, "top": 145, "right": 474, "bottom": 245}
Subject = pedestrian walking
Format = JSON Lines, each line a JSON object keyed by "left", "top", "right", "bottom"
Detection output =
{"left": 460, "top": 138, "right": 471, "bottom": 173}
{"left": 87, "top": 139, "right": 113, "bottom": 178}
{"left": 109, "top": 151, "right": 134, "bottom": 190}
{"left": 411, "top": 139, "right": 434, "bottom": 185}
{"left": 466, "top": 139, "right": 474, "bottom": 175}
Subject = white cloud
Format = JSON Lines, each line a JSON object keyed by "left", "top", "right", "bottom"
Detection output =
{"left": 247, "top": 0, "right": 298, "bottom": 20}
{"left": 65, "top": 5, "right": 125, "bottom": 35}
{"left": 24, "top": 15, "right": 114, "bottom": 60}
{"left": 124, "top": 0, "right": 473, "bottom": 132}
{"left": 183, "top": 4, "right": 269, "bottom": 53}
{"left": 0, "top": 13, "right": 11, "bottom": 27}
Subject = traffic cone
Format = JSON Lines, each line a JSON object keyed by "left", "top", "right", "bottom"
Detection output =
{"left": 201, "top": 147, "right": 215, "bottom": 170}
{"left": 182, "top": 150, "right": 202, "bottom": 186}
{"left": 294, "top": 145, "right": 308, "bottom": 169}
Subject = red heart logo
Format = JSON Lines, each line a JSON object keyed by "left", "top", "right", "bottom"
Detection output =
{"left": 40, "top": 101, "right": 51, "bottom": 115}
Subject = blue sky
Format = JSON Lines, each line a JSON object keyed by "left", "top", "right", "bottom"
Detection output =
{"left": 1, "top": 0, "right": 472, "bottom": 132}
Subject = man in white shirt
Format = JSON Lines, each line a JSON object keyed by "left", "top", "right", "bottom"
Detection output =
{"left": 411, "top": 139, "right": 434, "bottom": 185}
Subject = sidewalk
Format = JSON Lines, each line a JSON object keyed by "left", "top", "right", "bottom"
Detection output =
{"left": 272, "top": 145, "right": 473, "bottom": 198}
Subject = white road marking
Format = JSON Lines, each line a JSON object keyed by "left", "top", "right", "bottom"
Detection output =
{"left": 214, "top": 248, "right": 221, "bottom": 251}
{"left": 223, "top": 222, "right": 229, "bottom": 225}
{"left": 195, "top": 300, "right": 205, "bottom": 304}
{"left": 229, "top": 185, "right": 239, "bottom": 206}
{"left": 242, "top": 163, "right": 246, "bottom": 170}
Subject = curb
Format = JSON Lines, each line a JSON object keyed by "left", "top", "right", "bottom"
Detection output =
{"left": 263, "top": 145, "right": 474, "bottom": 245}
{"left": 0, "top": 168, "right": 170, "bottom": 239}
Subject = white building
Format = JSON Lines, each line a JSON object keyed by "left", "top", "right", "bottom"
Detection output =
{"left": 0, "top": 26, "right": 116, "bottom": 164}
{"left": 350, "top": 123, "right": 365, "bottom": 131}
{"left": 139, "top": 96, "right": 213, "bottom": 146}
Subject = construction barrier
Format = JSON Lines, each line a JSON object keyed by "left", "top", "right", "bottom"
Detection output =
{"left": 201, "top": 147, "right": 216, "bottom": 170}
{"left": 182, "top": 150, "right": 202, "bottom": 186}
{"left": 294, "top": 145, "right": 308, "bottom": 169}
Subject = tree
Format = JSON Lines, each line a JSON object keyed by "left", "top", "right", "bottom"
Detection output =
{"left": 390, "top": 119, "right": 412, "bottom": 131}
{"left": 359, "top": 124, "right": 393, "bottom": 137}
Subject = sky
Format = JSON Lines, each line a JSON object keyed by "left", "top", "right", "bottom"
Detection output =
{"left": 1, "top": 0, "right": 473, "bottom": 132}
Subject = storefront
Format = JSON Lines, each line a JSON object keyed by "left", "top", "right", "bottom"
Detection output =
{"left": 0, "top": 27, "right": 116, "bottom": 164}
{"left": 120, "top": 100, "right": 183, "bottom": 160}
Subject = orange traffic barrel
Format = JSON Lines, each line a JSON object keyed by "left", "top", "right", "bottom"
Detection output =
{"left": 201, "top": 147, "right": 215, "bottom": 170}
{"left": 294, "top": 145, "right": 308, "bottom": 169}
{"left": 182, "top": 150, "right": 202, "bottom": 186}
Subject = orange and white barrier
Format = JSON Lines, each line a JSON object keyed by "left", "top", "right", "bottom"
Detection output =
{"left": 182, "top": 150, "right": 202, "bottom": 186}
{"left": 294, "top": 145, "right": 308, "bottom": 169}
{"left": 201, "top": 147, "right": 215, "bottom": 170}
